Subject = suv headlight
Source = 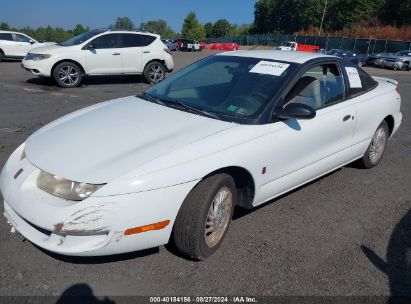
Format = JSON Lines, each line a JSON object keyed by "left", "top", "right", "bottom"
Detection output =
{"left": 36, "top": 170, "right": 105, "bottom": 201}
{"left": 25, "top": 53, "right": 51, "bottom": 61}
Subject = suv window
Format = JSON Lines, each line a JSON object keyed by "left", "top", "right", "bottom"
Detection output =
{"left": 120, "top": 34, "right": 155, "bottom": 47}
{"left": 0, "top": 33, "right": 13, "bottom": 41}
{"left": 284, "top": 63, "right": 344, "bottom": 110}
{"left": 14, "top": 34, "right": 32, "bottom": 43}
{"left": 341, "top": 61, "right": 377, "bottom": 97}
{"left": 90, "top": 34, "right": 120, "bottom": 49}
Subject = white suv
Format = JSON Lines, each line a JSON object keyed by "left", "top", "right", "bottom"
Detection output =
{"left": 21, "top": 29, "right": 174, "bottom": 87}
{"left": 0, "top": 30, "right": 55, "bottom": 61}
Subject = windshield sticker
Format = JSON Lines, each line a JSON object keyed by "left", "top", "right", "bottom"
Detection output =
{"left": 236, "top": 108, "right": 248, "bottom": 115}
{"left": 249, "top": 61, "right": 290, "bottom": 76}
{"left": 227, "top": 105, "right": 239, "bottom": 112}
{"left": 345, "top": 67, "right": 362, "bottom": 88}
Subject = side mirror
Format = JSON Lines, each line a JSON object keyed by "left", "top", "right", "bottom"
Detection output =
{"left": 275, "top": 103, "right": 316, "bottom": 120}
{"left": 86, "top": 43, "right": 96, "bottom": 50}
{"left": 29, "top": 40, "right": 35, "bottom": 44}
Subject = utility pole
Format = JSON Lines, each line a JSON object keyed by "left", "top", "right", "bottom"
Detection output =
{"left": 318, "top": 0, "right": 328, "bottom": 37}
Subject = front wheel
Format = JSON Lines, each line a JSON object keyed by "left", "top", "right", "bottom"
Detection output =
{"left": 143, "top": 61, "right": 166, "bottom": 84}
{"left": 357, "top": 121, "right": 389, "bottom": 168}
{"left": 0, "top": 51, "right": 5, "bottom": 62}
{"left": 172, "top": 174, "right": 236, "bottom": 260}
{"left": 53, "top": 62, "right": 82, "bottom": 88}
{"left": 401, "top": 63, "right": 409, "bottom": 71}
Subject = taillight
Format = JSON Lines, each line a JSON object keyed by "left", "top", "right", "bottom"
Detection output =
{"left": 396, "top": 87, "right": 400, "bottom": 94}
{"left": 164, "top": 47, "right": 171, "bottom": 54}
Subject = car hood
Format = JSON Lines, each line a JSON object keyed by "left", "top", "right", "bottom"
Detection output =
{"left": 25, "top": 96, "right": 235, "bottom": 184}
{"left": 29, "top": 44, "right": 75, "bottom": 54}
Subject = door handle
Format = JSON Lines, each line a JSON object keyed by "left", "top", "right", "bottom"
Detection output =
{"left": 112, "top": 52, "right": 120, "bottom": 55}
{"left": 343, "top": 115, "right": 351, "bottom": 122}
{"left": 143, "top": 51, "right": 150, "bottom": 54}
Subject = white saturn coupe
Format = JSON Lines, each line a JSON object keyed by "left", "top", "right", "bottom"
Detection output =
{"left": 0, "top": 51, "right": 402, "bottom": 260}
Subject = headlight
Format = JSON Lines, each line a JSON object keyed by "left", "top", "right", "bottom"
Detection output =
{"left": 25, "top": 53, "right": 51, "bottom": 61}
{"left": 36, "top": 170, "right": 105, "bottom": 201}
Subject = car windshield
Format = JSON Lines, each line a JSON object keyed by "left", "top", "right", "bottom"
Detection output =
{"left": 59, "top": 30, "right": 106, "bottom": 46}
{"left": 145, "top": 55, "right": 296, "bottom": 122}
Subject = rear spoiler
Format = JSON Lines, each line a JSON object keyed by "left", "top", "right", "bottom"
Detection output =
{"left": 372, "top": 76, "right": 398, "bottom": 86}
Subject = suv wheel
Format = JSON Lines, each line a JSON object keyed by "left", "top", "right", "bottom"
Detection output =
{"left": 143, "top": 62, "right": 166, "bottom": 84}
{"left": 0, "top": 51, "right": 4, "bottom": 62}
{"left": 402, "top": 63, "right": 409, "bottom": 71}
{"left": 53, "top": 62, "right": 82, "bottom": 88}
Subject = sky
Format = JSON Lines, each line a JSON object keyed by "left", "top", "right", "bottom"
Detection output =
{"left": 0, "top": 0, "right": 257, "bottom": 32}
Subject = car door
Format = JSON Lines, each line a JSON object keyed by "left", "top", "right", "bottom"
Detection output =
{"left": 0, "top": 33, "right": 15, "bottom": 56}
{"left": 13, "top": 33, "right": 35, "bottom": 57}
{"left": 84, "top": 33, "right": 122, "bottom": 74}
{"left": 258, "top": 61, "right": 358, "bottom": 201}
{"left": 119, "top": 33, "right": 145, "bottom": 73}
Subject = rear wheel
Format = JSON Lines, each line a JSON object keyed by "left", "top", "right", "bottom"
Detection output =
{"left": 0, "top": 50, "right": 4, "bottom": 62}
{"left": 172, "top": 174, "right": 236, "bottom": 260}
{"left": 143, "top": 61, "right": 166, "bottom": 84}
{"left": 357, "top": 121, "right": 389, "bottom": 168}
{"left": 53, "top": 62, "right": 82, "bottom": 88}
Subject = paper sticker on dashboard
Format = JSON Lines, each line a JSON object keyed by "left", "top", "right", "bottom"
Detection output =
{"left": 249, "top": 61, "right": 290, "bottom": 76}
{"left": 345, "top": 67, "right": 362, "bottom": 88}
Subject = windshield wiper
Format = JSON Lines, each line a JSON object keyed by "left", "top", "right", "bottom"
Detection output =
{"left": 162, "top": 99, "right": 221, "bottom": 120}
{"left": 138, "top": 92, "right": 166, "bottom": 106}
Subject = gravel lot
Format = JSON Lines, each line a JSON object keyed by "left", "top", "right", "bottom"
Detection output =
{"left": 0, "top": 51, "right": 410, "bottom": 298}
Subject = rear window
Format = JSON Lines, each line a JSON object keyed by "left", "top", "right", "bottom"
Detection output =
{"left": 0, "top": 33, "right": 13, "bottom": 41}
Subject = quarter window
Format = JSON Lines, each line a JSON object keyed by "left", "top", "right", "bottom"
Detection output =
{"left": 90, "top": 34, "right": 120, "bottom": 49}
{"left": 119, "top": 34, "right": 156, "bottom": 48}
{"left": 342, "top": 61, "right": 377, "bottom": 97}
{"left": 0, "top": 33, "right": 13, "bottom": 41}
{"left": 284, "top": 63, "right": 344, "bottom": 110}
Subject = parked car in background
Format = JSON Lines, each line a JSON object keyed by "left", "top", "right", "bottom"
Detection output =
{"left": 1, "top": 51, "right": 401, "bottom": 260}
{"left": 364, "top": 52, "right": 393, "bottom": 67}
{"left": 21, "top": 29, "right": 174, "bottom": 88}
{"left": 161, "top": 39, "right": 178, "bottom": 51}
{"left": 276, "top": 41, "right": 319, "bottom": 52}
{"left": 383, "top": 50, "right": 411, "bottom": 71}
{"left": 326, "top": 49, "right": 366, "bottom": 67}
{"left": 0, "top": 30, "right": 55, "bottom": 61}
{"left": 177, "top": 38, "right": 201, "bottom": 51}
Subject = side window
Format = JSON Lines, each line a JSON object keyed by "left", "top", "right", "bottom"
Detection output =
{"left": 90, "top": 34, "right": 119, "bottom": 49}
{"left": 0, "top": 33, "right": 13, "bottom": 41}
{"left": 342, "top": 61, "right": 377, "bottom": 97}
{"left": 284, "top": 63, "right": 344, "bottom": 110}
{"left": 14, "top": 34, "right": 32, "bottom": 43}
{"left": 120, "top": 34, "right": 142, "bottom": 47}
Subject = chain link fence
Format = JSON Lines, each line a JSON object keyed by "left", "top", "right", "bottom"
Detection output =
{"left": 205, "top": 34, "right": 411, "bottom": 54}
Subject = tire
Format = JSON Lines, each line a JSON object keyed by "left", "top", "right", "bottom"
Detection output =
{"left": 53, "top": 62, "right": 82, "bottom": 88}
{"left": 143, "top": 61, "right": 166, "bottom": 84}
{"left": 0, "top": 50, "right": 4, "bottom": 62}
{"left": 401, "top": 63, "right": 409, "bottom": 71}
{"left": 172, "top": 173, "right": 236, "bottom": 260}
{"left": 357, "top": 61, "right": 363, "bottom": 67}
{"left": 357, "top": 121, "right": 389, "bottom": 169}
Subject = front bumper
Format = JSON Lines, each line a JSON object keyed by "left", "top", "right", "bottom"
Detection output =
{"left": 0, "top": 144, "right": 196, "bottom": 256}
{"left": 21, "top": 58, "right": 53, "bottom": 77}
{"left": 384, "top": 61, "right": 405, "bottom": 70}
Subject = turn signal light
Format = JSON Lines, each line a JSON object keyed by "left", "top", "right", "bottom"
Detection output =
{"left": 124, "top": 220, "right": 170, "bottom": 236}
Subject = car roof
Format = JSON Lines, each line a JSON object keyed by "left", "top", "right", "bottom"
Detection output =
{"left": 0, "top": 30, "right": 23, "bottom": 35}
{"left": 217, "top": 50, "right": 334, "bottom": 64}
{"left": 103, "top": 29, "right": 159, "bottom": 38}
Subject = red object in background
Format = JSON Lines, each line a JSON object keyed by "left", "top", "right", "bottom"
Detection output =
{"left": 296, "top": 43, "right": 320, "bottom": 52}
{"left": 201, "top": 42, "right": 240, "bottom": 51}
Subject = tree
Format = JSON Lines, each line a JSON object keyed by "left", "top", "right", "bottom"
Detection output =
{"left": 73, "top": 24, "right": 88, "bottom": 36}
{"left": 111, "top": 17, "right": 134, "bottom": 30}
{"left": 212, "top": 19, "right": 233, "bottom": 37}
{"left": 181, "top": 12, "right": 206, "bottom": 40}
{"left": 0, "top": 22, "right": 10, "bottom": 30}
{"left": 204, "top": 22, "right": 214, "bottom": 38}
{"left": 140, "top": 20, "right": 175, "bottom": 38}
{"left": 236, "top": 24, "right": 252, "bottom": 36}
